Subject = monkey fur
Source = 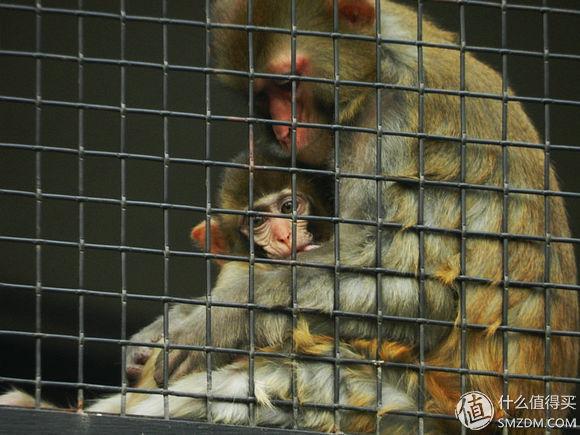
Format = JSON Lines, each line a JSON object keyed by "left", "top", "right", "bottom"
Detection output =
{"left": 1, "top": 322, "right": 420, "bottom": 433}
{"left": 140, "top": 1, "right": 579, "bottom": 431}
{"left": 1, "top": 1, "right": 577, "bottom": 433}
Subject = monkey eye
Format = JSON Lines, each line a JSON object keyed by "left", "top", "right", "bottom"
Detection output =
{"left": 274, "top": 79, "right": 293, "bottom": 92}
{"left": 253, "top": 214, "right": 266, "bottom": 227}
{"left": 280, "top": 199, "right": 294, "bottom": 215}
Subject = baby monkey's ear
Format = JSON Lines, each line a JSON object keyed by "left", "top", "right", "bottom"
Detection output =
{"left": 191, "top": 220, "right": 228, "bottom": 263}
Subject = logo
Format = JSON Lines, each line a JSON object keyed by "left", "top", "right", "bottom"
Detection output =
{"left": 455, "top": 391, "right": 495, "bottom": 430}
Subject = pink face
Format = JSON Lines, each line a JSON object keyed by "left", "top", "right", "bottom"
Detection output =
{"left": 214, "top": 0, "right": 377, "bottom": 165}
{"left": 249, "top": 1, "right": 376, "bottom": 165}
{"left": 255, "top": 55, "right": 317, "bottom": 157}
{"left": 240, "top": 189, "right": 320, "bottom": 259}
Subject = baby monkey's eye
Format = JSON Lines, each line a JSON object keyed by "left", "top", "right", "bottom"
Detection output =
{"left": 280, "top": 200, "right": 294, "bottom": 215}
{"left": 253, "top": 215, "right": 266, "bottom": 227}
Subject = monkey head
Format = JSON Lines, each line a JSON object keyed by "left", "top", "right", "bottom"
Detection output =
{"left": 191, "top": 188, "right": 327, "bottom": 259}
{"left": 191, "top": 152, "right": 333, "bottom": 262}
{"left": 191, "top": 185, "right": 331, "bottom": 262}
{"left": 238, "top": 188, "right": 321, "bottom": 258}
{"left": 211, "top": 0, "right": 379, "bottom": 166}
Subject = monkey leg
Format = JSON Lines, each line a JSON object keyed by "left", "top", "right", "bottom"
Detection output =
{"left": 0, "top": 357, "right": 440, "bottom": 433}
{"left": 0, "top": 327, "right": 444, "bottom": 433}
{"left": 125, "top": 354, "right": 452, "bottom": 433}
{"left": 90, "top": 322, "right": 441, "bottom": 432}
{"left": 0, "top": 388, "right": 56, "bottom": 409}
{"left": 105, "top": 356, "right": 420, "bottom": 433}
{"left": 100, "top": 326, "right": 440, "bottom": 433}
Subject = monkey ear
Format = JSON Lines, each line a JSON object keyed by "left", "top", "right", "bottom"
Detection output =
{"left": 328, "top": 0, "right": 376, "bottom": 27}
{"left": 191, "top": 220, "right": 228, "bottom": 256}
{"left": 191, "top": 221, "right": 208, "bottom": 249}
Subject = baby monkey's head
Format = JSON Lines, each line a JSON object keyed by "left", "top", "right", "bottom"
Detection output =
{"left": 238, "top": 187, "right": 322, "bottom": 258}
{"left": 191, "top": 152, "right": 333, "bottom": 261}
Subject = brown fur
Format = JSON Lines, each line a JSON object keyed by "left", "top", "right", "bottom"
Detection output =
{"left": 210, "top": 2, "right": 579, "bottom": 432}
{"left": 3, "top": 4, "right": 575, "bottom": 433}
{"left": 93, "top": 1, "right": 580, "bottom": 433}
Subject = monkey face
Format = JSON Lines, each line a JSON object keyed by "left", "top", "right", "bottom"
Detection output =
{"left": 212, "top": 0, "right": 378, "bottom": 166}
{"left": 240, "top": 190, "right": 320, "bottom": 259}
{"left": 254, "top": 73, "right": 335, "bottom": 167}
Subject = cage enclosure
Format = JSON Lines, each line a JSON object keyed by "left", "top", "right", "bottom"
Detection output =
{"left": 0, "top": 0, "right": 579, "bottom": 433}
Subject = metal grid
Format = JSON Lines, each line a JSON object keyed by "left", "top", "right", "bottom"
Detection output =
{"left": 0, "top": 0, "right": 579, "bottom": 433}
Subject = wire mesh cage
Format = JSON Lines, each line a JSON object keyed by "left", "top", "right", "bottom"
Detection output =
{"left": 0, "top": 0, "right": 579, "bottom": 433}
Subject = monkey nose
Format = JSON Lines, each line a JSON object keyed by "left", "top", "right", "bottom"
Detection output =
{"left": 278, "top": 233, "right": 292, "bottom": 245}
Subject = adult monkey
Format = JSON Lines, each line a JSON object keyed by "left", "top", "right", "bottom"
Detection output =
{"left": 127, "top": 0, "right": 578, "bottom": 431}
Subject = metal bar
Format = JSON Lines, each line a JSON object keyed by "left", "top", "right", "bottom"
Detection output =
{"left": 499, "top": 3, "right": 510, "bottom": 434}
{"left": 203, "top": 0, "right": 214, "bottom": 424}
{"left": 1, "top": 296, "right": 579, "bottom": 338}
{"left": 3, "top": 235, "right": 580, "bottom": 294}
{"left": 6, "top": 169, "right": 580, "bottom": 206}
{"left": 417, "top": 1, "right": 426, "bottom": 433}
{"left": 246, "top": 0, "right": 257, "bottom": 426}
{"left": 0, "top": 400, "right": 459, "bottom": 424}
{"left": 119, "top": 0, "right": 128, "bottom": 416}
{"left": 33, "top": 0, "right": 43, "bottom": 409}
{"left": 4, "top": 71, "right": 580, "bottom": 108}
{"left": 0, "top": 407, "right": 321, "bottom": 435}
{"left": 0, "top": 1, "right": 579, "bottom": 432}
{"left": 76, "top": 0, "right": 86, "bottom": 412}
{"left": 331, "top": 0, "right": 342, "bottom": 430}
{"left": 541, "top": 0, "right": 553, "bottom": 428}
{"left": 290, "top": 0, "right": 299, "bottom": 429}
{"left": 162, "top": 0, "right": 171, "bottom": 419}
{"left": 374, "top": 1, "right": 383, "bottom": 433}
{"left": 458, "top": 2, "right": 468, "bottom": 434}
{"left": 3, "top": 356, "right": 578, "bottom": 393}
{"left": 2, "top": 2, "right": 580, "bottom": 40}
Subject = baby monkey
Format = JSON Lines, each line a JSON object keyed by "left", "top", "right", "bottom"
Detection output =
{"left": 191, "top": 152, "right": 333, "bottom": 262}
{"left": 118, "top": 152, "right": 334, "bottom": 383}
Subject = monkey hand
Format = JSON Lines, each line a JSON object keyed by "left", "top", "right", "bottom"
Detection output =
{"left": 151, "top": 303, "right": 212, "bottom": 385}
{"left": 125, "top": 315, "right": 165, "bottom": 384}
{"left": 151, "top": 262, "right": 289, "bottom": 385}
{"left": 152, "top": 343, "right": 207, "bottom": 386}
{"left": 150, "top": 296, "right": 245, "bottom": 385}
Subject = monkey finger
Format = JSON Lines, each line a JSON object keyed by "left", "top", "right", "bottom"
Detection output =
{"left": 125, "top": 346, "right": 153, "bottom": 383}
{"left": 169, "top": 355, "right": 200, "bottom": 382}
{"left": 153, "top": 349, "right": 189, "bottom": 386}
{"left": 126, "top": 364, "right": 143, "bottom": 384}
{"left": 132, "top": 347, "right": 153, "bottom": 365}
{"left": 128, "top": 345, "right": 153, "bottom": 365}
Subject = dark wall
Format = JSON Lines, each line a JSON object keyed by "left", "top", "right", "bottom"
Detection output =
{"left": 1, "top": 0, "right": 579, "bottom": 414}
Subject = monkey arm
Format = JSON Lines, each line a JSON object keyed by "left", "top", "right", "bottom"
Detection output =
{"left": 125, "top": 233, "right": 342, "bottom": 380}
{"left": 126, "top": 303, "right": 203, "bottom": 382}
{"left": 150, "top": 225, "right": 456, "bottom": 384}
{"left": 125, "top": 316, "right": 163, "bottom": 382}
{"left": 149, "top": 262, "right": 293, "bottom": 384}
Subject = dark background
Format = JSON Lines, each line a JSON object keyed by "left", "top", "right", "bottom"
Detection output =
{"left": 1, "top": 0, "right": 579, "bottom": 423}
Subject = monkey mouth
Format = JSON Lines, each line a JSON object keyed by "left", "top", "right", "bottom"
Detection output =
{"left": 301, "top": 244, "right": 321, "bottom": 252}
{"left": 266, "top": 243, "right": 321, "bottom": 259}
